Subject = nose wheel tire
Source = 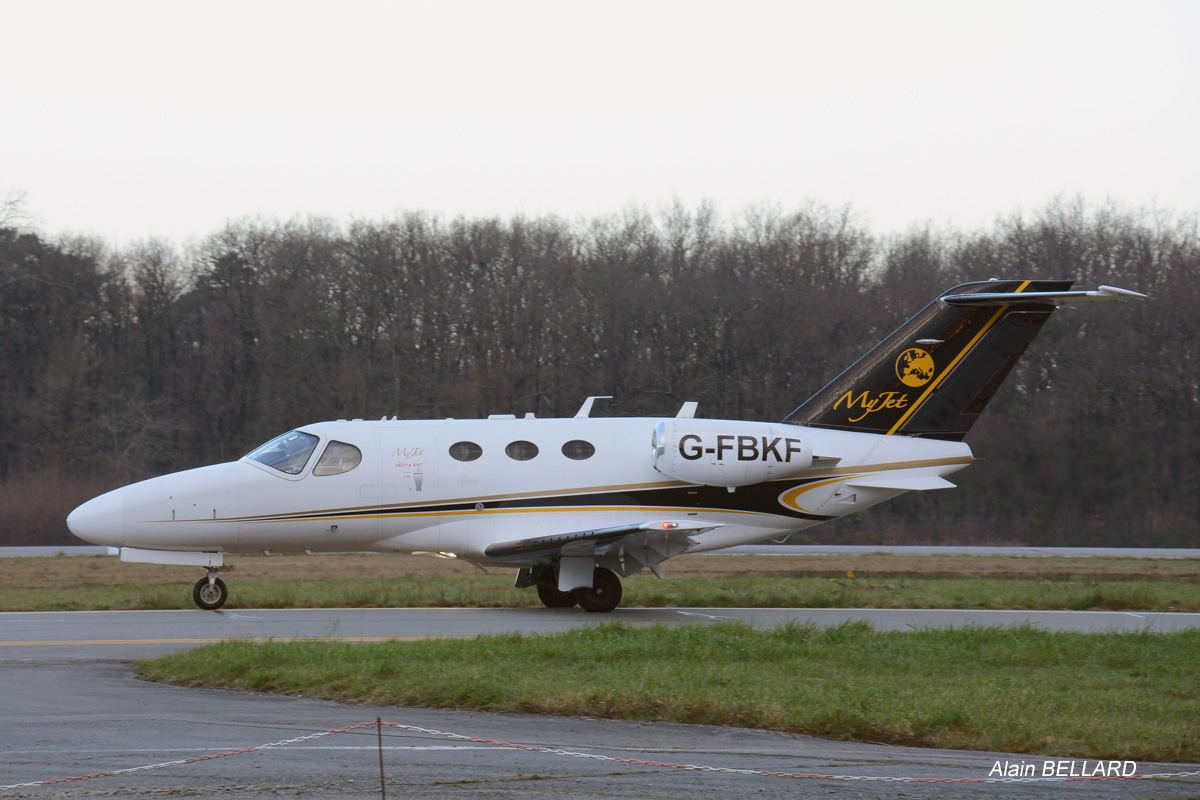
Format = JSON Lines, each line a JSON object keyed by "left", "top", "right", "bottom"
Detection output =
{"left": 193, "top": 577, "right": 228, "bottom": 610}
{"left": 573, "top": 567, "right": 622, "bottom": 613}
{"left": 536, "top": 584, "right": 578, "bottom": 608}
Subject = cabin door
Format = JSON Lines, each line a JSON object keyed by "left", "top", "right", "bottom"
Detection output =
{"left": 376, "top": 427, "right": 440, "bottom": 503}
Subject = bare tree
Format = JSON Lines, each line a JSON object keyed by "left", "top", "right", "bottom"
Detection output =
{"left": 0, "top": 187, "right": 29, "bottom": 230}
{"left": 3, "top": 201, "right": 1197, "bottom": 547}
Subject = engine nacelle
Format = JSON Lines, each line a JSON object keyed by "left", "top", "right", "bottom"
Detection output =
{"left": 652, "top": 420, "right": 813, "bottom": 489}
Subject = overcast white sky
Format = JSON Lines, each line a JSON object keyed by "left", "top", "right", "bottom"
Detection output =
{"left": 1, "top": 0, "right": 1197, "bottom": 246}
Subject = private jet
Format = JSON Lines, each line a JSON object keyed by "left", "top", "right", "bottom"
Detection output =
{"left": 67, "top": 279, "right": 1146, "bottom": 611}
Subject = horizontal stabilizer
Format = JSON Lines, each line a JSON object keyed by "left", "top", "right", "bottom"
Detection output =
{"left": 484, "top": 519, "right": 723, "bottom": 561}
{"left": 942, "top": 285, "right": 1147, "bottom": 307}
{"left": 845, "top": 475, "right": 956, "bottom": 491}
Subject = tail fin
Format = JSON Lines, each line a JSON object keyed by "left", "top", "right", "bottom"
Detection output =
{"left": 783, "top": 279, "right": 1145, "bottom": 440}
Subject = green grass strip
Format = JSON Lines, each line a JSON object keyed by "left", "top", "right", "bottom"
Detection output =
{"left": 7, "top": 574, "right": 1200, "bottom": 612}
{"left": 139, "top": 622, "right": 1200, "bottom": 762}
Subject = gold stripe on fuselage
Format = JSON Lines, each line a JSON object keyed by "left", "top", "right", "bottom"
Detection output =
{"left": 230, "top": 455, "right": 973, "bottom": 525}
{"left": 230, "top": 478, "right": 692, "bottom": 521}
{"left": 295, "top": 504, "right": 777, "bottom": 523}
{"left": 777, "top": 475, "right": 874, "bottom": 514}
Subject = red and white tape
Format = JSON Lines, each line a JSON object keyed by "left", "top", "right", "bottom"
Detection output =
{"left": 1, "top": 722, "right": 377, "bottom": 790}
{"left": 4, "top": 719, "right": 1199, "bottom": 790}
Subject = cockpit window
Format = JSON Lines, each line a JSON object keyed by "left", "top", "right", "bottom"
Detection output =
{"left": 313, "top": 440, "right": 362, "bottom": 476}
{"left": 246, "top": 430, "right": 320, "bottom": 475}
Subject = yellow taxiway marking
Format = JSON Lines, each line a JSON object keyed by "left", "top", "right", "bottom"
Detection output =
{"left": 0, "top": 636, "right": 460, "bottom": 647}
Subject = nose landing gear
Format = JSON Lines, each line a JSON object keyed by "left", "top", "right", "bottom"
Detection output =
{"left": 193, "top": 570, "right": 228, "bottom": 610}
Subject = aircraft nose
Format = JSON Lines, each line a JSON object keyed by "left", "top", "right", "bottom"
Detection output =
{"left": 67, "top": 491, "right": 124, "bottom": 547}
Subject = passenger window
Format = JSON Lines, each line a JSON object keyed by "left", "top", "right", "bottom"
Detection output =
{"left": 449, "top": 441, "right": 483, "bottom": 462}
{"left": 561, "top": 440, "right": 595, "bottom": 460}
{"left": 505, "top": 440, "right": 539, "bottom": 461}
{"left": 313, "top": 441, "right": 362, "bottom": 476}
{"left": 246, "top": 430, "right": 320, "bottom": 475}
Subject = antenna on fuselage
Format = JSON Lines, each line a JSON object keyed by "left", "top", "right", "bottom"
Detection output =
{"left": 574, "top": 395, "right": 613, "bottom": 418}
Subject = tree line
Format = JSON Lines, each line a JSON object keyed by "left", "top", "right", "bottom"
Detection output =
{"left": 1, "top": 199, "right": 1195, "bottom": 547}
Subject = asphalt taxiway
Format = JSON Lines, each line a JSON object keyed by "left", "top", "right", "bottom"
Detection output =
{"left": 4, "top": 606, "right": 1199, "bottom": 661}
{"left": 3, "top": 607, "right": 1199, "bottom": 799}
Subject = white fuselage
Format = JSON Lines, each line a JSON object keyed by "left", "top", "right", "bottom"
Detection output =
{"left": 68, "top": 415, "right": 973, "bottom": 567}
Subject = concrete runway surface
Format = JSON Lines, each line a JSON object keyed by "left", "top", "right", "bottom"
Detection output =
{"left": 3, "top": 607, "right": 1199, "bottom": 799}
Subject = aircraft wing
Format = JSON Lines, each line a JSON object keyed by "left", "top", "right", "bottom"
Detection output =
{"left": 484, "top": 519, "right": 723, "bottom": 565}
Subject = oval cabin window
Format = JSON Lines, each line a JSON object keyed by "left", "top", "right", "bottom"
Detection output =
{"left": 505, "top": 440, "right": 539, "bottom": 461}
{"left": 561, "top": 440, "right": 595, "bottom": 460}
{"left": 449, "top": 441, "right": 483, "bottom": 462}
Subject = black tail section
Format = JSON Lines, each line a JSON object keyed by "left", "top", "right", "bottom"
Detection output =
{"left": 783, "top": 279, "right": 1072, "bottom": 440}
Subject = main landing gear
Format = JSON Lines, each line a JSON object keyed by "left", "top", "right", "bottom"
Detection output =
{"left": 524, "top": 566, "right": 623, "bottom": 613}
{"left": 193, "top": 569, "right": 228, "bottom": 610}
{"left": 574, "top": 567, "right": 622, "bottom": 613}
{"left": 536, "top": 584, "right": 578, "bottom": 608}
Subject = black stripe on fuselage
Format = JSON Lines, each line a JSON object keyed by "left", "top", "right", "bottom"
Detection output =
{"left": 233, "top": 478, "right": 836, "bottom": 524}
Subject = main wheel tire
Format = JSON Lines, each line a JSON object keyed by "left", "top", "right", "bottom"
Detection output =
{"left": 193, "top": 577, "right": 228, "bottom": 610}
{"left": 536, "top": 584, "right": 578, "bottom": 609}
{"left": 573, "top": 568, "right": 622, "bottom": 613}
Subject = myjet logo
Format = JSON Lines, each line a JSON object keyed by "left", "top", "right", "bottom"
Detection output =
{"left": 896, "top": 348, "right": 935, "bottom": 387}
{"left": 833, "top": 347, "right": 936, "bottom": 423}
{"left": 834, "top": 390, "right": 910, "bottom": 422}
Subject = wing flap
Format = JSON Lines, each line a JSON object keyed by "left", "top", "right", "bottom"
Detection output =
{"left": 484, "top": 519, "right": 723, "bottom": 562}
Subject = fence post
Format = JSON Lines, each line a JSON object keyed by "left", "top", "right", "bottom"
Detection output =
{"left": 377, "top": 717, "right": 386, "bottom": 799}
